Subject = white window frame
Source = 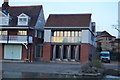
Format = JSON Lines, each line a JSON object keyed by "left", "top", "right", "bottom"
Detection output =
{"left": 17, "top": 13, "right": 29, "bottom": 26}
{"left": 0, "top": 11, "right": 9, "bottom": 25}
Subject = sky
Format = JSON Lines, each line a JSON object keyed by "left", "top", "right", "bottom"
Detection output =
{"left": 0, "top": 0, "right": 119, "bottom": 38}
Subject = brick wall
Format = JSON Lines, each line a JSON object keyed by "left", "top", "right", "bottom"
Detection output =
{"left": 80, "top": 43, "right": 90, "bottom": 63}
{"left": 42, "top": 42, "right": 51, "bottom": 61}
{"left": 0, "top": 44, "right": 3, "bottom": 60}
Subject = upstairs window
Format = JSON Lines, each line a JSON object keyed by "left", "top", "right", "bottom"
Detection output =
{"left": 0, "top": 30, "right": 7, "bottom": 35}
{"left": 18, "top": 31, "right": 27, "bottom": 35}
{"left": 17, "top": 13, "right": 29, "bottom": 26}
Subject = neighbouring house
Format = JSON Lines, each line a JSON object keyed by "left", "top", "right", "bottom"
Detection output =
{"left": 0, "top": 0, "right": 45, "bottom": 61}
{"left": 110, "top": 38, "right": 120, "bottom": 53}
{"left": 96, "top": 31, "right": 116, "bottom": 52}
{"left": 42, "top": 14, "right": 96, "bottom": 63}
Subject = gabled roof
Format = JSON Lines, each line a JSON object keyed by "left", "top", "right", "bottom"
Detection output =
{"left": 0, "top": 5, "right": 42, "bottom": 27}
{"left": 45, "top": 14, "right": 91, "bottom": 27}
{"left": 96, "top": 31, "right": 116, "bottom": 38}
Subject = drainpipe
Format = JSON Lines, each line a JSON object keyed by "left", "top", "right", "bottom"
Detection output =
{"left": 22, "top": 43, "right": 28, "bottom": 60}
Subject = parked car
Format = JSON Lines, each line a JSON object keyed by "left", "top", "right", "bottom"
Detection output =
{"left": 100, "top": 51, "right": 110, "bottom": 63}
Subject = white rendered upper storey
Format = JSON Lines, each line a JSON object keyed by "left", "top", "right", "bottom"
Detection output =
{"left": 44, "top": 14, "right": 96, "bottom": 46}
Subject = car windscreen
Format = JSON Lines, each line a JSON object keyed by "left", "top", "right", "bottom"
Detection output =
{"left": 100, "top": 54, "right": 109, "bottom": 57}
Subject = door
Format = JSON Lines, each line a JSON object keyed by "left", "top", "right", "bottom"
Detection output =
{"left": 4, "top": 45, "right": 22, "bottom": 60}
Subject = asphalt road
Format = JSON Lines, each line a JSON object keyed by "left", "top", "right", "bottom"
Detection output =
{"left": 102, "top": 61, "right": 120, "bottom": 70}
{"left": 2, "top": 61, "right": 120, "bottom": 74}
{"left": 2, "top": 62, "right": 81, "bottom": 74}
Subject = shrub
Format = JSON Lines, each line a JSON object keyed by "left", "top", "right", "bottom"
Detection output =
{"left": 80, "top": 59, "right": 105, "bottom": 74}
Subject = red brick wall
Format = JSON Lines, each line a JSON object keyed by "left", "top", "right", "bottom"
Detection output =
{"left": 22, "top": 45, "right": 26, "bottom": 60}
{"left": 42, "top": 42, "right": 51, "bottom": 62}
{"left": 80, "top": 43, "right": 96, "bottom": 64}
{"left": 0, "top": 44, "right": 3, "bottom": 60}
{"left": 80, "top": 43, "right": 90, "bottom": 63}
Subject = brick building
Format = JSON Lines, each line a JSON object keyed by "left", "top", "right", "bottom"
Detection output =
{"left": 0, "top": 0, "right": 45, "bottom": 61}
{"left": 42, "top": 14, "right": 96, "bottom": 63}
{"left": 96, "top": 31, "right": 116, "bottom": 51}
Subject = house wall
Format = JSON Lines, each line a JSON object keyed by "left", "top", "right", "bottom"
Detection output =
{"left": 96, "top": 36, "right": 116, "bottom": 51}
{"left": 0, "top": 44, "right": 3, "bottom": 60}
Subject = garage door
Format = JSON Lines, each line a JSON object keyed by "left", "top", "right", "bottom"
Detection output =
{"left": 4, "top": 45, "right": 22, "bottom": 60}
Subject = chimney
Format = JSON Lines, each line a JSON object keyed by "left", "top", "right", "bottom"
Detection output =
{"left": 2, "top": 0, "right": 9, "bottom": 11}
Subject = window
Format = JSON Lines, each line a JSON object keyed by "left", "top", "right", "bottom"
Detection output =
{"left": 54, "top": 31, "right": 57, "bottom": 37}
{"left": 18, "top": 17, "right": 28, "bottom": 25}
{"left": 71, "top": 31, "right": 74, "bottom": 37}
{"left": 19, "top": 18, "right": 27, "bottom": 22}
{"left": 56, "top": 31, "right": 60, "bottom": 37}
{"left": 64, "top": 31, "right": 68, "bottom": 37}
{"left": 79, "top": 31, "right": 81, "bottom": 36}
{"left": 68, "top": 31, "right": 70, "bottom": 37}
{"left": 18, "top": 31, "right": 27, "bottom": 35}
{"left": 75, "top": 31, "right": 78, "bottom": 37}
{"left": 0, "top": 31, "right": 7, "bottom": 35}
{"left": 60, "top": 31, "right": 63, "bottom": 37}
{"left": 17, "top": 13, "right": 29, "bottom": 26}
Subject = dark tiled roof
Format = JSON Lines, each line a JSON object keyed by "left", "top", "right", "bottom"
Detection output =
{"left": 0, "top": 5, "right": 42, "bottom": 27}
{"left": 96, "top": 31, "right": 116, "bottom": 38}
{"left": 45, "top": 14, "right": 91, "bottom": 27}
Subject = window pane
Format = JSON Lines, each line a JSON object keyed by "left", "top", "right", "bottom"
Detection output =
{"left": 0, "top": 31, "right": 1, "bottom": 35}
{"left": 57, "top": 31, "right": 60, "bottom": 37}
{"left": 54, "top": 31, "right": 57, "bottom": 36}
{"left": 79, "top": 31, "right": 81, "bottom": 36}
{"left": 0, "top": 31, "right": 7, "bottom": 35}
{"left": 71, "top": 31, "right": 74, "bottom": 37}
{"left": 68, "top": 31, "right": 70, "bottom": 37}
{"left": 64, "top": 31, "right": 67, "bottom": 37}
{"left": 19, "top": 18, "right": 27, "bottom": 22}
{"left": 60, "top": 31, "right": 63, "bottom": 37}
{"left": 75, "top": 31, "right": 78, "bottom": 37}
{"left": 18, "top": 31, "right": 27, "bottom": 35}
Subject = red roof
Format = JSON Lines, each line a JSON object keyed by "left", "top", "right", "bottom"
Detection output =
{"left": 45, "top": 14, "right": 91, "bottom": 27}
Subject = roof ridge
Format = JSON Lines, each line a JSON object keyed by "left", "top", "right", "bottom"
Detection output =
{"left": 9, "top": 5, "right": 42, "bottom": 8}
{"left": 50, "top": 14, "right": 92, "bottom": 15}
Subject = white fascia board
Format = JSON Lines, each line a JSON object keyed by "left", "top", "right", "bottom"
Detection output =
{"left": 0, "top": 11, "right": 8, "bottom": 17}
{"left": 44, "top": 27, "right": 89, "bottom": 29}
{"left": 0, "top": 27, "right": 29, "bottom": 29}
{"left": 18, "top": 13, "right": 29, "bottom": 18}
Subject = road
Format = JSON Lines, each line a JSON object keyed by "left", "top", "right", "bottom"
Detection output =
{"left": 2, "top": 61, "right": 120, "bottom": 73}
{"left": 102, "top": 61, "right": 120, "bottom": 70}
{"left": 2, "top": 62, "right": 81, "bottom": 74}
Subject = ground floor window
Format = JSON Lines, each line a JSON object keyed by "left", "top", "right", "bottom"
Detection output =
{"left": 35, "top": 45, "right": 43, "bottom": 58}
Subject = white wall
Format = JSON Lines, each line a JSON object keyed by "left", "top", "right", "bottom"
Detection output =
{"left": 81, "top": 30, "right": 90, "bottom": 43}
{"left": 44, "top": 30, "right": 51, "bottom": 42}
{"left": 81, "top": 30, "right": 95, "bottom": 46}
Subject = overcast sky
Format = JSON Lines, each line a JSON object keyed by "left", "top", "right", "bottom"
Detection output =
{"left": 0, "top": 0, "right": 119, "bottom": 38}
